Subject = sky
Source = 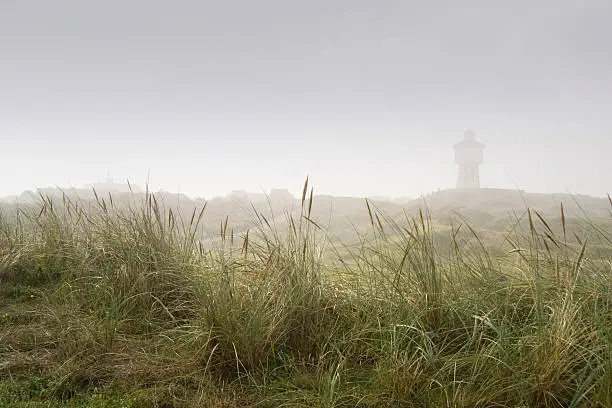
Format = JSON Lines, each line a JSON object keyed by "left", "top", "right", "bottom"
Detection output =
{"left": 1, "top": 0, "right": 611, "bottom": 199}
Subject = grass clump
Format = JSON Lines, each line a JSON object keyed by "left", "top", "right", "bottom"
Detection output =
{"left": 0, "top": 183, "right": 610, "bottom": 407}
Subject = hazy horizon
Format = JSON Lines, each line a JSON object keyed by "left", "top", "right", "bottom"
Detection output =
{"left": 2, "top": 0, "right": 610, "bottom": 199}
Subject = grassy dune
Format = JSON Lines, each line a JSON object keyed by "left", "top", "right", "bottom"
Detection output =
{"left": 0, "top": 185, "right": 610, "bottom": 407}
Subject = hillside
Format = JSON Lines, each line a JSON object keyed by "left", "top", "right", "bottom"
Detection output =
{"left": 2, "top": 186, "right": 610, "bottom": 248}
{"left": 0, "top": 185, "right": 610, "bottom": 407}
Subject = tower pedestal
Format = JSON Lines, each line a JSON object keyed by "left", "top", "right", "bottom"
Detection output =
{"left": 454, "top": 131, "right": 485, "bottom": 189}
{"left": 457, "top": 165, "right": 480, "bottom": 189}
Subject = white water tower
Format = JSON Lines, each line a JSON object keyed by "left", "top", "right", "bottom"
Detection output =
{"left": 454, "top": 130, "right": 485, "bottom": 189}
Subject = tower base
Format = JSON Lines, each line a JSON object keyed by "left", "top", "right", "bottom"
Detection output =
{"left": 456, "top": 165, "right": 480, "bottom": 189}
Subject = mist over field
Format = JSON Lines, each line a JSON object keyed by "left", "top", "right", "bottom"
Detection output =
{"left": 1, "top": 2, "right": 611, "bottom": 407}
{"left": 1, "top": 0, "right": 611, "bottom": 199}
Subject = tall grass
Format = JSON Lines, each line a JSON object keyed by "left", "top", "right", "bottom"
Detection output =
{"left": 0, "top": 183, "right": 610, "bottom": 407}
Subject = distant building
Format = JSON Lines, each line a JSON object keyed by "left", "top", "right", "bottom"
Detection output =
{"left": 270, "top": 188, "right": 295, "bottom": 207}
{"left": 85, "top": 173, "right": 142, "bottom": 194}
{"left": 454, "top": 130, "right": 485, "bottom": 189}
{"left": 227, "top": 190, "right": 250, "bottom": 202}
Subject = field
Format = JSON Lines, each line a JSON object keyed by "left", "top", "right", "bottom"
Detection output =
{"left": 0, "top": 185, "right": 610, "bottom": 407}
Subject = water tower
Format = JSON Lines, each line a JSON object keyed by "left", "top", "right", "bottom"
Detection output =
{"left": 454, "top": 130, "right": 485, "bottom": 189}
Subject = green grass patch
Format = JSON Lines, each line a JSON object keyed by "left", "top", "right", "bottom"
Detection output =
{"left": 0, "top": 185, "right": 610, "bottom": 407}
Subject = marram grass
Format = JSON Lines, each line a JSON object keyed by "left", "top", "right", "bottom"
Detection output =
{"left": 0, "top": 186, "right": 610, "bottom": 407}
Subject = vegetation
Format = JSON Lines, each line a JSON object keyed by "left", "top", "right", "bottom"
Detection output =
{"left": 0, "top": 182, "right": 610, "bottom": 407}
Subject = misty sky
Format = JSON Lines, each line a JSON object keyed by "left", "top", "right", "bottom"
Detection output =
{"left": 1, "top": 0, "right": 610, "bottom": 198}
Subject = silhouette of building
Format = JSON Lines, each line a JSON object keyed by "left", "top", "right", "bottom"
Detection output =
{"left": 270, "top": 188, "right": 295, "bottom": 207}
{"left": 87, "top": 174, "right": 140, "bottom": 193}
{"left": 227, "top": 190, "right": 250, "bottom": 202}
{"left": 454, "top": 130, "right": 485, "bottom": 189}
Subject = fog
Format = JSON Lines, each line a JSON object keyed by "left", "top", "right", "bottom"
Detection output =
{"left": 1, "top": 0, "right": 610, "bottom": 199}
